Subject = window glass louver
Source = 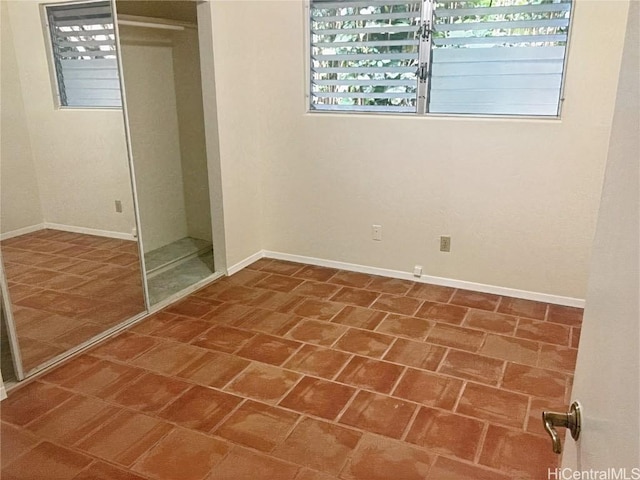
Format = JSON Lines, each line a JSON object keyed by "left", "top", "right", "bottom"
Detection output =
{"left": 46, "top": 1, "right": 122, "bottom": 108}
{"left": 309, "top": 0, "right": 572, "bottom": 116}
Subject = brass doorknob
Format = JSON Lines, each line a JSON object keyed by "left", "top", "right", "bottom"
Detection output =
{"left": 542, "top": 401, "right": 582, "bottom": 454}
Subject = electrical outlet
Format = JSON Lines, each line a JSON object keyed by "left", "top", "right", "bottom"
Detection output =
{"left": 440, "top": 235, "right": 451, "bottom": 252}
{"left": 115, "top": 200, "right": 122, "bottom": 213}
{"left": 413, "top": 265, "right": 423, "bottom": 277}
{"left": 372, "top": 224, "right": 382, "bottom": 241}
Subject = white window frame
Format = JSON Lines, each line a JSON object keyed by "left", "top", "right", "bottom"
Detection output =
{"left": 41, "top": 0, "right": 121, "bottom": 110}
{"left": 305, "top": 0, "right": 575, "bottom": 119}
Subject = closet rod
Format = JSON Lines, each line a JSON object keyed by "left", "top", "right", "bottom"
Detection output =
{"left": 117, "top": 14, "right": 194, "bottom": 31}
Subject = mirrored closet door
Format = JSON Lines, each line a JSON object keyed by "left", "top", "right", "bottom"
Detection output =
{"left": 0, "top": 0, "right": 147, "bottom": 376}
{"left": 116, "top": 0, "right": 216, "bottom": 306}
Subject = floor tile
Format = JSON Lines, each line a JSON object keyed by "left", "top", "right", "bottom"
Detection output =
{"left": 0, "top": 422, "right": 40, "bottom": 466}
{"left": 463, "top": 310, "right": 517, "bottom": 334}
{"left": 40, "top": 354, "right": 101, "bottom": 384}
{"left": 226, "top": 268, "right": 270, "bottom": 287}
{"left": 191, "top": 325, "right": 255, "bottom": 354}
{"left": 283, "top": 344, "right": 351, "bottom": 379}
{"left": 215, "top": 400, "right": 299, "bottom": 452}
{"left": 450, "top": 289, "right": 500, "bottom": 311}
{"left": 327, "top": 271, "right": 373, "bottom": 289}
{"left": 201, "top": 303, "right": 255, "bottom": 326}
{"left": 293, "top": 265, "right": 339, "bottom": 282}
{"left": 538, "top": 344, "right": 578, "bottom": 372}
{"left": 255, "top": 274, "right": 305, "bottom": 293}
{"left": 371, "top": 294, "right": 422, "bottom": 316}
{"left": 236, "top": 333, "right": 301, "bottom": 365}
{"left": 272, "top": 417, "right": 361, "bottom": 475}
{"left": 165, "top": 297, "right": 219, "bottom": 318}
{"left": 75, "top": 410, "right": 172, "bottom": 466}
{"left": 340, "top": 434, "right": 433, "bottom": 480}
{"left": 571, "top": 327, "right": 581, "bottom": 349}
{"left": 132, "top": 427, "right": 229, "bottom": 480}
{"left": 479, "top": 425, "right": 559, "bottom": 479}
{"left": 213, "top": 285, "right": 265, "bottom": 304}
{"left": 333, "top": 328, "right": 394, "bottom": 358}
{"left": 279, "top": 376, "right": 356, "bottom": 420}
{"left": 366, "top": 276, "right": 414, "bottom": 295}
{"left": 176, "top": 350, "right": 250, "bottom": 388}
{"left": 407, "top": 283, "right": 455, "bottom": 303}
{"left": 260, "top": 260, "right": 306, "bottom": 276}
{"left": 426, "top": 324, "right": 485, "bottom": 351}
{"left": 547, "top": 305, "right": 583, "bottom": 326}
{"left": 293, "top": 299, "right": 344, "bottom": 321}
{"left": 148, "top": 316, "right": 213, "bottom": 343}
{"left": 414, "top": 301, "right": 468, "bottom": 325}
{"left": 1, "top": 381, "right": 74, "bottom": 426}
{"left": 286, "top": 319, "right": 348, "bottom": 346}
{"left": 1, "top": 441, "right": 92, "bottom": 480}
{"left": 293, "top": 281, "right": 341, "bottom": 299}
{"left": 89, "top": 332, "right": 159, "bottom": 362}
{"left": 375, "top": 314, "right": 431, "bottom": 340}
{"left": 329, "top": 287, "right": 379, "bottom": 308}
{"left": 479, "top": 333, "right": 539, "bottom": 366}
{"left": 393, "top": 368, "right": 462, "bottom": 410}
{"left": 225, "top": 362, "right": 302, "bottom": 403}
{"left": 497, "top": 297, "right": 547, "bottom": 320}
{"left": 515, "top": 318, "right": 571, "bottom": 346}
{"left": 106, "top": 372, "right": 191, "bottom": 413}
{"left": 339, "top": 391, "right": 416, "bottom": 439}
{"left": 238, "top": 309, "right": 299, "bottom": 335}
{"left": 72, "top": 461, "right": 150, "bottom": 480}
{"left": 158, "top": 385, "right": 242, "bottom": 432}
{"left": 428, "top": 456, "right": 510, "bottom": 480}
{"left": 336, "top": 356, "right": 404, "bottom": 394}
{"left": 331, "top": 306, "right": 386, "bottom": 330}
{"left": 405, "top": 407, "right": 484, "bottom": 461}
{"left": 438, "top": 350, "right": 504, "bottom": 386}
{"left": 456, "top": 382, "right": 529, "bottom": 428}
{"left": 501, "top": 363, "right": 567, "bottom": 400}
{"left": 249, "top": 290, "right": 306, "bottom": 313}
{"left": 130, "top": 341, "right": 207, "bottom": 376}
{"left": 383, "top": 338, "right": 446, "bottom": 370}
{"left": 208, "top": 446, "right": 299, "bottom": 480}
{"left": 26, "top": 394, "right": 121, "bottom": 445}
{"left": 4, "top": 260, "right": 582, "bottom": 480}
{"left": 294, "top": 468, "right": 339, "bottom": 480}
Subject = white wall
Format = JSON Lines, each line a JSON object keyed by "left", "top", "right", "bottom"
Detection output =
{"left": 173, "top": 28, "right": 213, "bottom": 243}
{"left": 4, "top": 1, "right": 136, "bottom": 236}
{"left": 208, "top": 0, "right": 629, "bottom": 299}
{"left": 562, "top": 0, "right": 639, "bottom": 468}
{"left": 0, "top": 1, "right": 44, "bottom": 234}
{"left": 120, "top": 28, "right": 189, "bottom": 252}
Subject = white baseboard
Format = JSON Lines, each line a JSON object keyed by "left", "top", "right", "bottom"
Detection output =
{"left": 227, "top": 250, "right": 264, "bottom": 276}
{"left": 0, "top": 382, "right": 7, "bottom": 401}
{"left": 43, "top": 223, "right": 135, "bottom": 241}
{"left": 258, "top": 250, "right": 585, "bottom": 308}
{"left": 0, "top": 223, "right": 45, "bottom": 241}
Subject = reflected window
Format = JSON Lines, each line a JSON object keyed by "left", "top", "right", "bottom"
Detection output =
{"left": 45, "top": 1, "right": 122, "bottom": 108}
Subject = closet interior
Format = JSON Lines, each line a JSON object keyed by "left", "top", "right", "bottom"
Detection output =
{"left": 117, "top": 1, "right": 215, "bottom": 306}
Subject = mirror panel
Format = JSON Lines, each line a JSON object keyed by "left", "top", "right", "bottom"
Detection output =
{"left": 0, "top": 0, "right": 146, "bottom": 374}
{"left": 117, "top": 1, "right": 215, "bottom": 306}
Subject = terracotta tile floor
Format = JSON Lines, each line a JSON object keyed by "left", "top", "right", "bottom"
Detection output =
{"left": 1, "top": 259, "right": 583, "bottom": 479}
{"left": 1, "top": 229, "right": 145, "bottom": 371}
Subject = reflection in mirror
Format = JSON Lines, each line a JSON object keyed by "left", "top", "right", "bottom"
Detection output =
{"left": 0, "top": 0, "right": 146, "bottom": 374}
{"left": 117, "top": 1, "right": 215, "bottom": 305}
